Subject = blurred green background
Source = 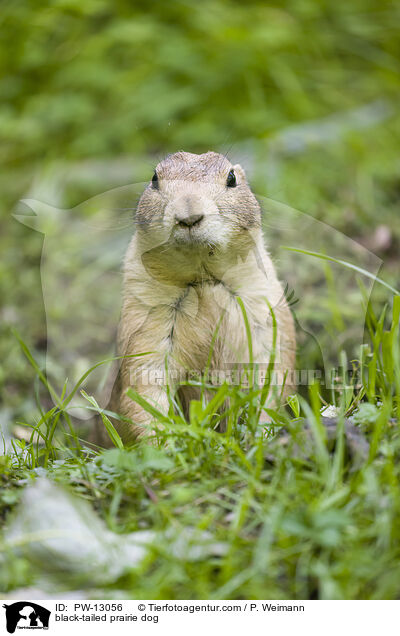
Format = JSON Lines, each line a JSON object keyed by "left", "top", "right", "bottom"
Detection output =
{"left": 1, "top": 0, "right": 400, "bottom": 428}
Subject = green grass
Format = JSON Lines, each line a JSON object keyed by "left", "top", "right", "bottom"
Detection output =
{"left": 0, "top": 292, "right": 399, "bottom": 599}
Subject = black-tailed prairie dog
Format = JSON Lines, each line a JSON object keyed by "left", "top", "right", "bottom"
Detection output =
{"left": 109, "top": 151, "right": 296, "bottom": 442}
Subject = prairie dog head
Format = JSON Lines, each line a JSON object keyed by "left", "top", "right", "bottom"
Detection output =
{"left": 135, "top": 151, "right": 261, "bottom": 253}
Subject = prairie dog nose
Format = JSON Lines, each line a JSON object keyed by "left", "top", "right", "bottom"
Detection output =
{"left": 174, "top": 195, "right": 205, "bottom": 227}
{"left": 176, "top": 213, "right": 204, "bottom": 227}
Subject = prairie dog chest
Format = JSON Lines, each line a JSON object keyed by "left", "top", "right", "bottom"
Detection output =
{"left": 170, "top": 279, "right": 271, "bottom": 368}
{"left": 123, "top": 239, "right": 280, "bottom": 368}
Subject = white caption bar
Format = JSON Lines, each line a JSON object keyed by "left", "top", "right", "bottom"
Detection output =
{"left": 1, "top": 599, "right": 397, "bottom": 635}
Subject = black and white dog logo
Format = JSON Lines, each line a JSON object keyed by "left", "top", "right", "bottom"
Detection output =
{"left": 3, "top": 602, "right": 50, "bottom": 633}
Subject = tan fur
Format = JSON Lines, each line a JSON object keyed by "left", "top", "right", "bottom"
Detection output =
{"left": 108, "top": 151, "right": 296, "bottom": 443}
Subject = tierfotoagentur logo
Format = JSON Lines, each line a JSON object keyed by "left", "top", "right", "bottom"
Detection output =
{"left": 13, "top": 172, "right": 382, "bottom": 421}
{"left": 2, "top": 602, "right": 51, "bottom": 633}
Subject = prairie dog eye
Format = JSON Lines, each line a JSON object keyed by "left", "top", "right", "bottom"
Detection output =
{"left": 151, "top": 171, "right": 159, "bottom": 189}
{"left": 226, "top": 169, "right": 237, "bottom": 188}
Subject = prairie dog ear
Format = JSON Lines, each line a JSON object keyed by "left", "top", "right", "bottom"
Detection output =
{"left": 232, "top": 163, "right": 247, "bottom": 183}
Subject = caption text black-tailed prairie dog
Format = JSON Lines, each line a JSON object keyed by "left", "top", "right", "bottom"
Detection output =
{"left": 108, "top": 151, "right": 296, "bottom": 442}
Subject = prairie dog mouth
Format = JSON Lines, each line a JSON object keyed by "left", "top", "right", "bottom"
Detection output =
{"left": 172, "top": 223, "right": 210, "bottom": 245}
